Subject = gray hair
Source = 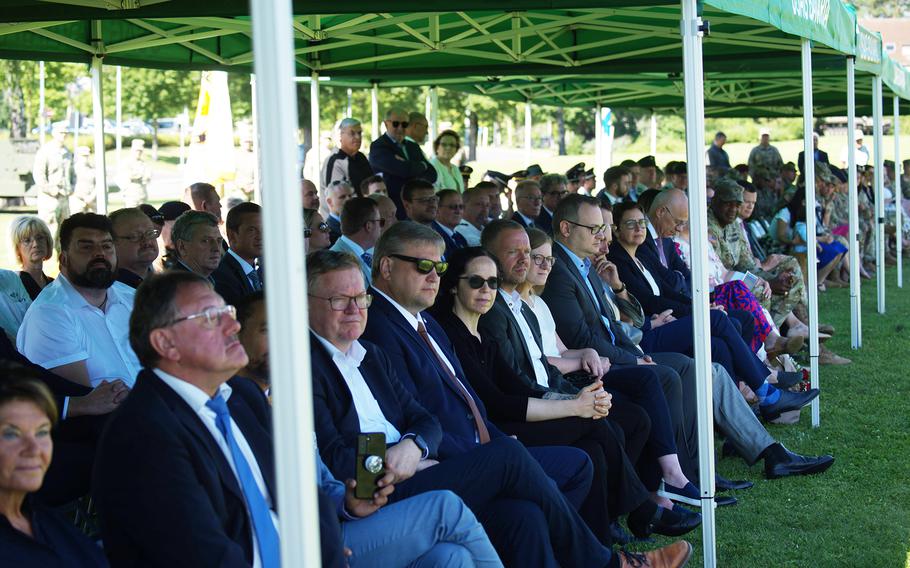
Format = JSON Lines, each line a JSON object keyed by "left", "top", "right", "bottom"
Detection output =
{"left": 327, "top": 179, "right": 354, "bottom": 197}
{"left": 540, "top": 173, "right": 568, "bottom": 193}
{"left": 306, "top": 249, "right": 365, "bottom": 293}
{"left": 171, "top": 210, "right": 219, "bottom": 253}
{"left": 338, "top": 118, "right": 361, "bottom": 132}
{"left": 372, "top": 221, "right": 444, "bottom": 279}
{"left": 385, "top": 107, "right": 407, "bottom": 120}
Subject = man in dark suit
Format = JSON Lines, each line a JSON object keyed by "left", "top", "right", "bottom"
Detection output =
{"left": 797, "top": 133, "right": 830, "bottom": 173}
{"left": 433, "top": 189, "right": 468, "bottom": 260}
{"left": 368, "top": 108, "right": 437, "bottom": 219}
{"left": 512, "top": 180, "right": 545, "bottom": 230}
{"left": 642, "top": 189, "right": 691, "bottom": 295}
{"left": 536, "top": 173, "right": 569, "bottom": 236}
{"left": 170, "top": 210, "right": 224, "bottom": 283}
{"left": 93, "top": 271, "right": 279, "bottom": 567}
{"left": 308, "top": 247, "right": 692, "bottom": 568}
{"left": 212, "top": 202, "right": 263, "bottom": 306}
{"left": 110, "top": 207, "right": 160, "bottom": 289}
{"left": 324, "top": 180, "right": 355, "bottom": 245}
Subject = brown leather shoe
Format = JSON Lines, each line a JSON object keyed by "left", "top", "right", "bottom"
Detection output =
{"left": 818, "top": 323, "right": 835, "bottom": 335}
{"left": 618, "top": 541, "right": 693, "bottom": 568}
{"left": 819, "top": 346, "right": 851, "bottom": 365}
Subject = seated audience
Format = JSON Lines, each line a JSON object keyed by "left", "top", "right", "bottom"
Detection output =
{"left": 109, "top": 207, "right": 160, "bottom": 289}
{"left": 325, "top": 180, "right": 356, "bottom": 244}
{"left": 455, "top": 188, "right": 490, "bottom": 246}
{"left": 401, "top": 179, "right": 439, "bottom": 226}
{"left": 307, "top": 248, "right": 692, "bottom": 568}
{"left": 169, "top": 211, "right": 224, "bottom": 282}
{"left": 597, "top": 166, "right": 632, "bottom": 206}
{"left": 236, "top": 292, "right": 269, "bottom": 396}
{"left": 537, "top": 174, "right": 570, "bottom": 236}
{"left": 184, "top": 182, "right": 223, "bottom": 225}
{"left": 9, "top": 216, "right": 54, "bottom": 301}
{"left": 18, "top": 213, "right": 141, "bottom": 389}
{"left": 94, "top": 271, "right": 277, "bottom": 566}
{"left": 329, "top": 197, "right": 383, "bottom": 287}
{"left": 512, "top": 180, "right": 545, "bottom": 230}
{"left": 0, "top": 376, "right": 109, "bottom": 567}
{"left": 156, "top": 201, "right": 191, "bottom": 271}
{"left": 212, "top": 202, "right": 263, "bottom": 306}
{"left": 367, "top": 193, "right": 398, "bottom": 233}
{"left": 301, "top": 178, "right": 320, "bottom": 209}
{"left": 360, "top": 175, "right": 388, "bottom": 197}
{"left": 304, "top": 208, "right": 332, "bottom": 253}
{"left": 432, "top": 189, "right": 468, "bottom": 259}
{"left": 0, "top": 270, "right": 32, "bottom": 341}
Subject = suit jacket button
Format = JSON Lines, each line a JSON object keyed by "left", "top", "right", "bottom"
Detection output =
{"left": 467, "top": 413, "right": 473, "bottom": 420}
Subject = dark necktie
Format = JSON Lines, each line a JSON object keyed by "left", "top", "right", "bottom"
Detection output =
{"left": 655, "top": 237, "right": 669, "bottom": 268}
{"left": 248, "top": 270, "right": 262, "bottom": 292}
{"left": 205, "top": 395, "right": 280, "bottom": 568}
{"left": 452, "top": 232, "right": 468, "bottom": 248}
{"left": 416, "top": 320, "right": 490, "bottom": 444}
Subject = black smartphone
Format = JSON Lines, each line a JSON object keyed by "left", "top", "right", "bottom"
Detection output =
{"left": 355, "top": 432, "right": 386, "bottom": 500}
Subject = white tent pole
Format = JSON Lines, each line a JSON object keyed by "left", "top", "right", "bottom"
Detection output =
{"left": 250, "top": 0, "right": 320, "bottom": 564}
{"left": 310, "top": 71, "right": 320, "bottom": 183}
{"left": 680, "top": 2, "right": 716, "bottom": 566}
{"left": 895, "top": 94, "right": 902, "bottom": 288}
{"left": 346, "top": 88, "right": 353, "bottom": 119}
{"left": 371, "top": 82, "right": 380, "bottom": 143}
{"left": 801, "top": 39, "right": 820, "bottom": 428}
{"left": 430, "top": 86, "right": 439, "bottom": 144}
{"left": 650, "top": 111, "right": 658, "bottom": 156}
{"left": 846, "top": 57, "right": 861, "bottom": 350}
{"left": 873, "top": 76, "right": 885, "bottom": 314}
{"left": 595, "top": 103, "right": 603, "bottom": 184}
{"left": 39, "top": 61, "right": 45, "bottom": 145}
{"left": 524, "top": 100, "right": 532, "bottom": 165}
{"left": 115, "top": 65, "right": 122, "bottom": 173}
{"left": 91, "top": 21, "right": 107, "bottom": 215}
{"left": 250, "top": 74, "right": 261, "bottom": 204}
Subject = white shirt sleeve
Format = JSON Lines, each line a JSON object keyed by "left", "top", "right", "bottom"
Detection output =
{"left": 17, "top": 305, "right": 88, "bottom": 369}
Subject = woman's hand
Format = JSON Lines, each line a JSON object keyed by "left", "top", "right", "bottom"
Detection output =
{"left": 574, "top": 380, "right": 611, "bottom": 418}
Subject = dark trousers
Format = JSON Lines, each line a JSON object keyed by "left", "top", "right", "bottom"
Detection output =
{"left": 392, "top": 437, "right": 613, "bottom": 568}
{"left": 502, "top": 416, "right": 650, "bottom": 545}
{"left": 641, "top": 309, "right": 769, "bottom": 392}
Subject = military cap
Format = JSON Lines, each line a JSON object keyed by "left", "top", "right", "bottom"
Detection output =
{"left": 637, "top": 155, "right": 657, "bottom": 168}
{"left": 526, "top": 164, "right": 544, "bottom": 177}
{"left": 583, "top": 168, "right": 595, "bottom": 180}
{"left": 485, "top": 170, "right": 512, "bottom": 187}
{"left": 713, "top": 178, "right": 744, "bottom": 203}
{"left": 782, "top": 162, "right": 797, "bottom": 172}
{"left": 459, "top": 165, "right": 474, "bottom": 176}
{"left": 815, "top": 161, "right": 836, "bottom": 183}
{"left": 158, "top": 200, "right": 191, "bottom": 221}
{"left": 884, "top": 159, "right": 895, "bottom": 169}
{"left": 566, "top": 162, "right": 585, "bottom": 181}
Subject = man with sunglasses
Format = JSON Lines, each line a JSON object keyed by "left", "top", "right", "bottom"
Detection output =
{"left": 537, "top": 173, "right": 570, "bottom": 237}
{"left": 329, "top": 197, "right": 383, "bottom": 286}
{"left": 369, "top": 108, "right": 437, "bottom": 220}
{"left": 94, "top": 271, "right": 279, "bottom": 567}
{"left": 212, "top": 202, "right": 264, "bottom": 306}
{"left": 110, "top": 207, "right": 161, "bottom": 289}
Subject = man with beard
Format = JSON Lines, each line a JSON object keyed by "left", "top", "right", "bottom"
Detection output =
{"left": 170, "top": 211, "right": 224, "bottom": 283}
{"left": 17, "top": 213, "right": 142, "bottom": 388}
{"left": 110, "top": 207, "right": 160, "bottom": 289}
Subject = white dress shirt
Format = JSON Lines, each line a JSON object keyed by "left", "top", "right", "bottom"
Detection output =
{"left": 312, "top": 333, "right": 401, "bottom": 443}
{"left": 17, "top": 275, "right": 141, "bottom": 387}
{"left": 500, "top": 290, "right": 549, "bottom": 388}
{"left": 525, "top": 294, "right": 560, "bottom": 358}
{"left": 154, "top": 369, "right": 278, "bottom": 568}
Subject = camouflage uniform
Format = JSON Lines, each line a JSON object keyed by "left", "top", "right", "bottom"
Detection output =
{"left": 70, "top": 148, "right": 95, "bottom": 214}
{"left": 857, "top": 183, "right": 876, "bottom": 264}
{"left": 747, "top": 144, "right": 784, "bottom": 178}
{"left": 119, "top": 152, "right": 151, "bottom": 207}
{"left": 707, "top": 207, "right": 807, "bottom": 327}
{"left": 32, "top": 138, "right": 73, "bottom": 236}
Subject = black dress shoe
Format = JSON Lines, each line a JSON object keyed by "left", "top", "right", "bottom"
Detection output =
{"left": 628, "top": 503, "right": 702, "bottom": 538}
{"left": 716, "top": 474, "right": 753, "bottom": 492}
{"left": 764, "top": 444, "right": 835, "bottom": 479}
{"left": 759, "top": 388, "right": 820, "bottom": 421}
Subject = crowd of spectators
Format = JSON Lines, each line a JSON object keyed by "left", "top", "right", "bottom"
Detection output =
{"left": 1, "top": 114, "right": 873, "bottom": 568}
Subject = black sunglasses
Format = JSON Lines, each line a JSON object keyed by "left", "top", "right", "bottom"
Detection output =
{"left": 390, "top": 121, "right": 410, "bottom": 129}
{"left": 460, "top": 275, "right": 499, "bottom": 290}
{"left": 389, "top": 254, "right": 448, "bottom": 275}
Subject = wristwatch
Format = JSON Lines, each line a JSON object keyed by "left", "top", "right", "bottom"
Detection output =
{"left": 611, "top": 283, "right": 626, "bottom": 294}
{"left": 403, "top": 433, "right": 429, "bottom": 459}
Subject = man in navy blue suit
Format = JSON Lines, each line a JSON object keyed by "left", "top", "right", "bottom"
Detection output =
{"left": 536, "top": 173, "right": 569, "bottom": 236}
{"left": 368, "top": 108, "right": 437, "bottom": 219}
{"left": 93, "top": 271, "right": 279, "bottom": 567}
{"left": 212, "top": 202, "right": 263, "bottom": 306}
{"left": 308, "top": 246, "right": 692, "bottom": 568}
{"left": 511, "top": 180, "right": 546, "bottom": 230}
{"left": 433, "top": 189, "right": 469, "bottom": 259}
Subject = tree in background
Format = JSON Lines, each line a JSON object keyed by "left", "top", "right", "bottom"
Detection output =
{"left": 849, "top": 0, "right": 909, "bottom": 17}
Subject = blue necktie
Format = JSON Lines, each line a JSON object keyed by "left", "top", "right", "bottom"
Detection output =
{"left": 206, "top": 395, "right": 280, "bottom": 568}
{"left": 361, "top": 252, "right": 373, "bottom": 267}
{"left": 581, "top": 259, "right": 616, "bottom": 345}
{"left": 248, "top": 270, "right": 262, "bottom": 292}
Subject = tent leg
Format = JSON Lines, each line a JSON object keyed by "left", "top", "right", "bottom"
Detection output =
{"left": 91, "top": 21, "right": 107, "bottom": 215}
{"left": 371, "top": 82, "right": 380, "bottom": 144}
{"left": 250, "top": 74, "right": 261, "bottom": 204}
{"left": 895, "top": 95, "right": 902, "bottom": 288}
{"left": 650, "top": 111, "right": 658, "bottom": 157}
{"left": 846, "top": 57, "right": 861, "bottom": 350}
{"left": 524, "top": 100, "right": 532, "bottom": 165}
{"left": 310, "top": 71, "right": 320, "bottom": 183}
{"left": 250, "top": 0, "right": 320, "bottom": 564}
{"left": 116, "top": 65, "right": 122, "bottom": 174}
{"left": 680, "top": 3, "right": 716, "bottom": 566}
{"left": 429, "top": 86, "right": 439, "bottom": 144}
{"left": 873, "top": 76, "right": 885, "bottom": 314}
{"left": 347, "top": 88, "right": 353, "bottom": 119}
{"left": 39, "top": 61, "right": 46, "bottom": 146}
{"left": 595, "top": 103, "right": 603, "bottom": 185}
{"left": 801, "top": 39, "right": 820, "bottom": 428}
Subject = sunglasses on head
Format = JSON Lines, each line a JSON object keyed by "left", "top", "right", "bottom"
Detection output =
{"left": 390, "top": 253, "right": 448, "bottom": 275}
{"left": 390, "top": 121, "right": 410, "bottom": 129}
{"left": 460, "top": 275, "right": 500, "bottom": 290}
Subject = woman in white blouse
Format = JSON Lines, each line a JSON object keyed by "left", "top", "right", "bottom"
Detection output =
{"left": 429, "top": 130, "right": 466, "bottom": 193}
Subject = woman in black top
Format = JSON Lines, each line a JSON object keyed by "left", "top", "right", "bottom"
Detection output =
{"left": 10, "top": 216, "right": 54, "bottom": 300}
{"left": 429, "top": 247, "right": 701, "bottom": 545}
{"left": 0, "top": 377, "right": 108, "bottom": 567}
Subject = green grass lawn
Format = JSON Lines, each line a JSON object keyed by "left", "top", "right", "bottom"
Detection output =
{"left": 634, "top": 265, "right": 910, "bottom": 567}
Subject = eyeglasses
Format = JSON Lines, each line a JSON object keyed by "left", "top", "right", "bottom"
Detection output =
{"left": 305, "top": 222, "right": 330, "bottom": 238}
{"left": 439, "top": 143, "right": 458, "bottom": 149}
{"left": 661, "top": 206, "right": 688, "bottom": 229}
{"left": 618, "top": 219, "right": 648, "bottom": 230}
{"left": 460, "top": 275, "right": 499, "bottom": 290}
{"left": 308, "top": 293, "right": 373, "bottom": 311}
{"left": 165, "top": 305, "right": 236, "bottom": 329}
{"left": 443, "top": 203, "right": 465, "bottom": 211}
{"left": 364, "top": 218, "right": 386, "bottom": 228}
{"left": 565, "top": 219, "right": 608, "bottom": 235}
{"left": 389, "top": 121, "right": 410, "bottom": 129}
{"left": 519, "top": 196, "right": 543, "bottom": 204}
{"left": 547, "top": 190, "right": 569, "bottom": 198}
{"left": 113, "top": 228, "right": 161, "bottom": 243}
{"left": 411, "top": 195, "right": 439, "bottom": 205}
{"left": 530, "top": 254, "right": 556, "bottom": 267}
{"left": 389, "top": 254, "right": 448, "bottom": 275}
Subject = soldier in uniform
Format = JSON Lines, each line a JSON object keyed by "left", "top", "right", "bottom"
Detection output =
{"left": 119, "top": 139, "right": 152, "bottom": 207}
{"left": 233, "top": 130, "right": 258, "bottom": 201}
{"left": 70, "top": 146, "right": 95, "bottom": 214}
{"left": 32, "top": 123, "right": 73, "bottom": 236}
{"left": 747, "top": 128, "right": 784, "bottom": 179}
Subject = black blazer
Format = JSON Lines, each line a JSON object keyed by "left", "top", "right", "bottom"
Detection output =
{"left": 641, "top": 231, "right": 690, "bottom": 294}
{"left": 368, "top": 134, "right": 437, "bottom": 218}
{"left": 535, "top": 208, "right": 554, "bottom": 236}
{"left": 308, "top": 333, "right": 442, "bottom": 480}
{"left": 212, "top": 251, "right": 259, "bottom": 306}
{"left": 478, "top": 293, "right": 577, "bottom": 395}
{"left": 431, "top": 221, "right": 466, "bottom": 261}
{"left": 93, "top": 369, "right": 275, "bottom": 568}
{"left": 326, "top": 214, "right": 342, "bottom": 246}
{"left": 540, "top": 244, "right": 641, "bottom": 365}
{"left": 607, "top": 243, "right": 693, "bottom": 318}
{"left": 0, "top": 497, "right": 109, "bottom": 567}
{"left": 797, "top": 149, "right": 830, "bottom": 173}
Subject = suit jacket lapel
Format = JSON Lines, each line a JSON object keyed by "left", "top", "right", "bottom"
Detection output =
{"left": 492, "top": 294, "right": 534, "bottom": 370}
{"left": 226, "top": 253, "right": 253, "bottom": 295}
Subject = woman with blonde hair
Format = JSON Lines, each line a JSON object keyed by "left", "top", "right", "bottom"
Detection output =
{"left": 9, "top": 216, "right": 54, "bottom": 301}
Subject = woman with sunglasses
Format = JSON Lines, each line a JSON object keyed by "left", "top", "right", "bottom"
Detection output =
{"left": 304, "top": 208, "right": 332, "bottom": 253}
{"left": 429, "top": 247, "right": 702, "bottom": 546}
